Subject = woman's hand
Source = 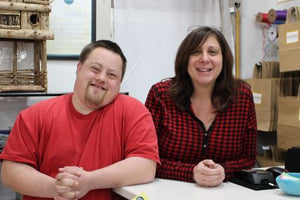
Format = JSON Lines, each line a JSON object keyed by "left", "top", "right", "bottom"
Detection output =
{"left": 193, "top": 159, "right": 225, "bottom": 187}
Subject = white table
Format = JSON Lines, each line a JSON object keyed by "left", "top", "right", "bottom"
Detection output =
{"left": 113, "top": 178, "right": 299, "bottom": 200}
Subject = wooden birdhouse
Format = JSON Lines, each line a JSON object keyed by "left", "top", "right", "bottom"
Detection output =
{"left": 0, "top": 0, "right": 54, "bottom": 92}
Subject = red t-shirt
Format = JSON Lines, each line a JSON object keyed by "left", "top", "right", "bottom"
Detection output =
{"left": 0, "top": 93, "right": 160, "bottom": 200}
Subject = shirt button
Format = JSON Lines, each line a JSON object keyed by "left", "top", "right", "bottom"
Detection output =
{"left": 204, "top": 133, "right": 208, "bottom": 136}
{"left": 203, "top": 144, "right": 207, "bottom": 148}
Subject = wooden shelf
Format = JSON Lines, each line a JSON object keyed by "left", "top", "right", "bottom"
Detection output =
{"left": 0, "top": 92, "right": 66, "bottom": 97}
{"left": 257, "top": 155, "right": 284, "bottom": 167}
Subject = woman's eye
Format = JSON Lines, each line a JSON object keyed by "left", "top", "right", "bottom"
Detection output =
{"left": 192, "top": 50, "right": 202, "bottom": 55}
{"left": 210, "top": 47, "right": 221, "bottom": 54}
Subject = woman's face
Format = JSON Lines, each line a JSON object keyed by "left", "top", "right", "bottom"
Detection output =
{"left": 187, "top": 35, "right": 223, "bottom": 89}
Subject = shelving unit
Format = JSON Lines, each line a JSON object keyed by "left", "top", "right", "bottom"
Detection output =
{"left": 0, "top": 92, "right": 65, "bottom": 200}
{"left": 0, "top": 92, "right": 66, "bottom": 97}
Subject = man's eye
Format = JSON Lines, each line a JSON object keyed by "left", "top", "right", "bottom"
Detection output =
{"left": 108, "top": 73, "right": 117, "bottom": 78}
{"left": 91, "top": 67, "right": 100, "bottom": 72}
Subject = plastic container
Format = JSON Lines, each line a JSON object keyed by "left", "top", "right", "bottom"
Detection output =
{"left": 276, "top": 172, "right": 300, "bottom": 196}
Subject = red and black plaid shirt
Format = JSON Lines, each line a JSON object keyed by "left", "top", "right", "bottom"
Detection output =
{"left": 145, "top": 79, "right": 257, "bottom": 182}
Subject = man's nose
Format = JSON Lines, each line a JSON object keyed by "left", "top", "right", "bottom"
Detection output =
{"left": 96, "top": 72, "right": 106, "bottom": 81}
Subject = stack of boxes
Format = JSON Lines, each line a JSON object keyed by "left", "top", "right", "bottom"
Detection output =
{"left": 277, "top": 20, "right": 300, "bottom": 151}
{"left": 246, "top": 62, "right": 282, "bottom": 166}
{"left": 246, "top": 62, "right": 280, "bottom": 133}
{"left": 246, "top": 7, "right": 300, "bottom": 166}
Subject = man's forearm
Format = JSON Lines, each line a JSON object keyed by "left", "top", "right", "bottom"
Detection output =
{"left": 10, "top": 156, "right": 157, "bottom": 199}
{"left": 1, "top": 160, "right": 56, "bottom": 198}
{"left": 87, "top": 157, "right": 157, "bottom": 190}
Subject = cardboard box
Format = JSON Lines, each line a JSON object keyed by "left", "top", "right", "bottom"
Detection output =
{"left": 246, "top": 79, "right": 279, "bottom": 132}
{"left": 252, "top": 62, "right": 280, "bottom": 79}
{"left": 278, "top": 22, "right": 300, "bottom": 72}
{"left": 277, "top": 96, "right": 300, "bottom": 150}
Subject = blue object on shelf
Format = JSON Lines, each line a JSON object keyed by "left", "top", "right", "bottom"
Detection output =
{"left": 0, "top": 130, "right": 10, "bottom": 135}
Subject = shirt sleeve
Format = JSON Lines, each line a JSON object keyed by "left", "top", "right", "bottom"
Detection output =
{"left": 145, "top": 85, "right": 162, "bottom": 132}
{"left": 221, "top": 86, "right": 257, "bottom": 180}
{"left": 156, "top": 159, "right": 196, "bottom": 182}
{"left": 145, "top": 84, "right": 196, "bottom": 182}
{"left": 0, "top": 108, "right": 40, "bottom": 168}
{"left": 123, "top": 96, "right": 160, "bottom": 165}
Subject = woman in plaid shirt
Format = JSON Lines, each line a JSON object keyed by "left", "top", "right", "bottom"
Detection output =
{"left": 145, "top": 26, "right": 257, "bottom": 187}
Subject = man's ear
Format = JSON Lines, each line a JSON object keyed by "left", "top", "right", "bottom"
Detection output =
{"left": 76, "top": 62, "right": 82, "bottom": 75}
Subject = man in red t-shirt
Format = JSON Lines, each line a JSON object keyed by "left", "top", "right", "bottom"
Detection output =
{"left": 0, "top": 40, "right": 160, "bottom": 200}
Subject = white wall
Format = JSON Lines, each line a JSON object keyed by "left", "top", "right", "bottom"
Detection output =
{"left": 46, "top": 0, "right": 113, "bottom": 95}
{"left": 47, "top": 60, "right": 76, "bottom": 93}
{"left": 239, "top": 0, "right": 300, "bottom": 79}
{"left": 1, "top": 0, "right": 300, "bottom": 130}
{"left": 239, "top": 0, "right": 277, "bottom": 79}
{"left": 112, "top": 1, "right": 229, "bottom": 103}
{"left": 45, "top": 0, "right": 300, "bottom": 99}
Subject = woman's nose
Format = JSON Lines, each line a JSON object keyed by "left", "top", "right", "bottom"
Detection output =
{"left": 200, "top": 52, "right": 209, "bottom": 62}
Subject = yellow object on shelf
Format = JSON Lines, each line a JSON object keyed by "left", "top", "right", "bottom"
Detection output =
{"left": 132, "top": 192, "right": 148, "bottom": 200}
